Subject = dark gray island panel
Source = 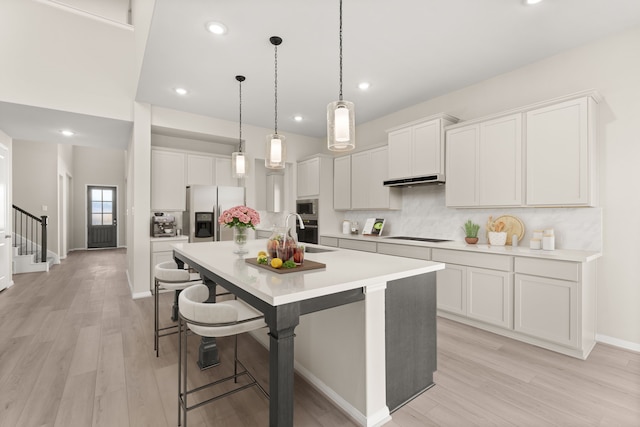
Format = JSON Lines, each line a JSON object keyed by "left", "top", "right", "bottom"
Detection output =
{"left": 385, "top": 272, "right": 437, "bottom": 412}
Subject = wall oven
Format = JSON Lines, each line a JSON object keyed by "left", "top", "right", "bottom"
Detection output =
{"left": 296, "top": 199, "right": 318, "bottom": 244}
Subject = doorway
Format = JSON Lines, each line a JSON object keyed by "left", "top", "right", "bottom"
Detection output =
{"left": 87, "top": 185, "right": 117, "bottom": 249}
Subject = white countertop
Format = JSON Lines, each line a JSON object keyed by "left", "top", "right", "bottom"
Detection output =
{"left": 172, "top": 240, "right": 444, "bottom": 306}
{"left": 321, "top": 233, "right": 602, "bottom": 263}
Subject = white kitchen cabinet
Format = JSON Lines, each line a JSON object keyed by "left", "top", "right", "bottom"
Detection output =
{"left": 445, "top": 126, "right": 478, "bottom": 207}
{"left": 446, "top": 113, "right": 522, "bottom": 207}
{"left": 351, "top": 147, "right": 401, "bottom": 210}
{"left": 433, "top": 249, "right": 513, "bottom": 329}
{"left": 514, "top": 273, "right": 578, "bottom": 348}
{"left": 387, "top": 114, "right": 458, "bottom": 180}
{"left": 187, "top": 154, "right": 214, "bottom": 185}
{"left": 297, "top": 157, "right": 320, "bottom": 198}
{"left": 467, "top": 267, "right": 513, "bottom": 329}
{"left": 333, "top": 155, "right": 351, "bottom": 210}
{"left": 150, "top": 236, "right": 189, "bottom": 291}
{"left": 186, "top": 154, "right": 237, "bottom": 187}
{"left": 478, "top": 114, "right": 522, "bottom": 206}
{"left": 151, "top": 149, "right": 186, "bottom": 211}
{"left": 215, "top": 157, "right": 237, "bottom": 187}
{"left": 526, "top": 96, "right": 597, "bottom": 206}
{"left": 436, "top": 264, "right": 467, "bottom": 316}
{"left": 513, "top": 256, "right": 594, "bottom": 354}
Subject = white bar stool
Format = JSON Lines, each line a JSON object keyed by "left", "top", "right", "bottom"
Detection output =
{"left": 154, "top": 261, "right": 202, "bottom": 357}
{"left": 177, "top": 284, "right": 268, "bottom": 427}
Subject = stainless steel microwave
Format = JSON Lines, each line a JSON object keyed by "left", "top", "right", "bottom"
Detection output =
{"left": 296, "top": 199, "right": 318, "bottom": 218}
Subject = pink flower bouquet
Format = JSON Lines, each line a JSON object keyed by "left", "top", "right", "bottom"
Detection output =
{"left": 218, "top": 206, "right": 260, "bottom": 230}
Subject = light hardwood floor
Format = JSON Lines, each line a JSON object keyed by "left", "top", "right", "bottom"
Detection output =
{"left": 1, "top": 249, "right": 638, "bottom": 426}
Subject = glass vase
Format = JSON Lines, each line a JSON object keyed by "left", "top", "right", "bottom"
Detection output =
{"left": 233, "top": 227, "right": 248, "bottom": 254}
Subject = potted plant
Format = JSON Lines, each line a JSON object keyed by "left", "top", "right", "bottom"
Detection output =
{"left": 463, "top": 220, "right": 480, "bottom": 244}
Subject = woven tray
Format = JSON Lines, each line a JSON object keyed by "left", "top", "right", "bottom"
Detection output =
{"left": 245, "top": 258, "right": 326, "bottom": 274}
{"left": 489, "top": 215, "right": 525, "bottom": 245}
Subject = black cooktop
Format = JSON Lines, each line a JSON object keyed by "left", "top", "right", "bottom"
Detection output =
{"left": 384, "top": 236, "right": 451, "bottom": 243}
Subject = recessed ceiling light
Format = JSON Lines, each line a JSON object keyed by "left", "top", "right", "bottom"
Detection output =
{"left": 293, "top": 115, "right": 303, "bottom": 122}
{"left": 205, "top": 21, "right": 227, "bottom": 35}
{"left": 60, "top": 129, "right": 74, "bottom": 137}
{"left": 525, "top": 0, "right": 543, "bottom": 5}
{"left": 174, "top": 87, "right": 188, "bottom": 95}
{"left": 358, "top": 82, "right": 371, "bottom": 90}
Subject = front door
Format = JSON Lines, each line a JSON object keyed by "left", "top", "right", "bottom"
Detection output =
{"left": 87, "top": 186, "right": 117, "bottom": 249}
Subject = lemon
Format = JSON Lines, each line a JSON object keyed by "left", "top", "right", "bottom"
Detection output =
{"left": 270, "top": 258, "right": 283, "bottom": 269}
{"left": 258, "top": 250, "right": 267, "bottom": 257}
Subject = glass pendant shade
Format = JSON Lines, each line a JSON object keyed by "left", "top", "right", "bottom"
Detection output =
{"left": 265, "top": 134, "right": 286, "bottom": 169}
{"left": 231, "top": 151, "right": 247, "bottom": 178}
{"left": 327, "top": 100, "right": 355, "bottom": 151}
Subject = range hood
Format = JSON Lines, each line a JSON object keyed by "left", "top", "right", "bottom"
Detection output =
{"left": 383, "top": 174, "right": 445, "bottom": 187}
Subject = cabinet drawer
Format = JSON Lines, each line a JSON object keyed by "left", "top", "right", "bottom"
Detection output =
{"left": 515, "top": 257, "right": 578, "bottom": 282}
{"left": 151, "top": 238, "right": 188, "bottom": 253}
{"left": 339, "top": 239, "right": 377, "bottom": 253}
{"left": 432, "top": 249, "right": 512, "bottom": 271}
{"left": 377, "top": 243, "right": 431, "bottom": 260}
{"left": 319, "top": 236, "right": 339, "bottom": 247}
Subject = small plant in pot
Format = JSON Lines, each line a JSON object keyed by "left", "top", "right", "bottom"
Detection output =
{"left": 463, "top": 220, "right": 480, "bottom": 244}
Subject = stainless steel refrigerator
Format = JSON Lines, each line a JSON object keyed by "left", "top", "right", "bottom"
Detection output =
{"left": 184, "top": 185, "right": 246, "bottom": 243}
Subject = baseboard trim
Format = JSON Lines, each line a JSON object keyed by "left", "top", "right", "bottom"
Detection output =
{"left": 596, "top": 334, "right": 640, "bottom": 353}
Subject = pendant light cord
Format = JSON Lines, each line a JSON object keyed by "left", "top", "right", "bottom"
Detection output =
{"left": 339, "top": 0, "right": 343, "bottom": 101}
{"left": 274, "top": 42, "right": 279, "bottom": 134}
{"left": 238, "top": 78, "right": 243, "bottom": 153}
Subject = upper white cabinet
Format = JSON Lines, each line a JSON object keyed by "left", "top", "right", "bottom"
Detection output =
{"left": 297, "top": 157, "right": 321, "bottom": 198}
{"left": 350, "top": 147, "right": 401, "bottom": 210}
{"left": 445, "top": 91, "right": 599, "bottom": 208}
{"left": 446, "top": 113, "right": 522, "bottom": 208}
{"left": 387, "top": 114, "right": 458, "bottom": 180}
{"left": 186, "top": 154, "right": 238, "bottom": 187}
{"left": 445, "top": 126, "right": 479, "bottom": 207}
{"left": 215, "top": 157, "right": 237, "bottom": 187}
{"left": 186, "top": 154, "right": 214, "bottom": 185}
{"left": 333, "top": 155, "right": 351, "bottom": 210}
{"left": 526, "top": 96, "right": 597, "bottom": 206}
{"left": 151, "top": 149, "right": 186, "bottom": 211}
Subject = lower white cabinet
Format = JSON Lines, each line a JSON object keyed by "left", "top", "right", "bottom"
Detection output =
{"left": 436, "top": 264, "right": 466, "bottom": 315}
{"left": 467, "top": 267, "right": 512, "bottom": 329}
{"left": 150, "top": 237, "right": 188, "bottom": 291}
{"left": 514, "top": 273, "right": 578, "bottom": 348}
{"left": 434, "top": 250, "right": 513, "bottom": 330}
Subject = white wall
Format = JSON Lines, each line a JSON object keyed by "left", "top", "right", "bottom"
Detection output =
{"left": 345, "top": 26, "right": 640, "bottom": 348}
{"left": 12, "top": 140, "right": 60, "bottom": 258}
{"left": 72, "top": 146, "right": 126, "bottom": 250}
{"left": 0, "top": 0, "right": 135, "bottom": 121}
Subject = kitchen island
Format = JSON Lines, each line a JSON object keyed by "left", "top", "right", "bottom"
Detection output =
{"left": 173, "top": 239, "right": 444, "bottom": 427}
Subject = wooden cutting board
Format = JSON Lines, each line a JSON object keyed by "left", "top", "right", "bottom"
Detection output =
{"left": 245, "top": 258, "right": 326, "bottom": 274}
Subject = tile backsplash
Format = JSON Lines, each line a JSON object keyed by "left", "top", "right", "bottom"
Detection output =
{"left": 339, "top": 185, "right": 602, "bottom": 251}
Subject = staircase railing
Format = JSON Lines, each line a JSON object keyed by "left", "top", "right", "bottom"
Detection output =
{"left": 12, "top": 205, "right": 48, "bottom": 263}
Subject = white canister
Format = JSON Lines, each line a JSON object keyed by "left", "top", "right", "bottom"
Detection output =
{"left": 543, "top": 235, "right": 555, "bottom": 251}
{"left": 342, "top": 220, "right": 351, "bottom": 235}
{"left": 530, "top": 238, "right": 541, "bottom": 250}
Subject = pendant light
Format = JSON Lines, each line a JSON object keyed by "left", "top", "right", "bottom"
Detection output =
{"left": 327, "top": 0, "right": 355, "bottom": 151}
{"left": 265, "top": 36, "right": 286, "bottom": 169}
{"left": 231, "top": 75, "right": 248, "bottom": 179}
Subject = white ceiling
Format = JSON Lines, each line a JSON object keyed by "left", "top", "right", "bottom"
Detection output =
{"left": 3, "top": 0, "right": 640, "bottom": 149}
